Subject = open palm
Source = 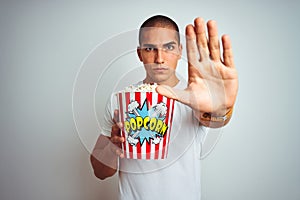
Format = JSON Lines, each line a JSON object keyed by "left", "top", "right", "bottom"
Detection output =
{"left": 157, "top": 18, "right": 238, "bottom": 114}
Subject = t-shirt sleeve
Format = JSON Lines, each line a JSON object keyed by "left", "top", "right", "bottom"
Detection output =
{"left": 100, "top": 94, "right": 118, "bottom": 137}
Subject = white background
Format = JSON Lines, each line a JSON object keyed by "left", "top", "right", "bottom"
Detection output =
{"left": 0, "top": 0, "right": 299, "bottom": 199}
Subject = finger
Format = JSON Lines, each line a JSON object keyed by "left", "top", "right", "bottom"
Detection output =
{"left": 194, "top": 17, "right": 209, "bottom": 61}
{"left": 110, "top": 144, "right": 124, "bottom": 158}
{"left": 222, "top": 34, "right": 235, "bottom": 68}
{"left": 156, "top": 85, "right": 178, "bottom": 100}
{"left": 185, "top": 24, "right": 199, "bottom": 66}
{"left": 111, "top": 135, "right": 124, "bottom": 144}
{"left": 116, "top": 122, "right": 123, "bottom": 129}
{"left": 113, "top": 109, "right": 119, "bottom": 123}
{"left": 207, "top": 20, "right": 221, "bottom": 61}
{"left": 156, "top": 85, "right": 191, "bottom": 106}
{"left": 116, "top": 149, "right": 124, "bottom": 158}
{"left": 111, "top": 136, "right": 124, "bottom": 151}
{"left": 111, "top": 123, "right": 121, "bottom": 136}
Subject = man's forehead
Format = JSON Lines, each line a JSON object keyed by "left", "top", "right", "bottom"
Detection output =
{"left": 140, "top": 27, "right": 179, "bottom": 45}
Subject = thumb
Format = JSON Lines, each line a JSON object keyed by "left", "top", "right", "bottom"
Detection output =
{"left": 156, "top": 85, "right": 191, "bottom": 106}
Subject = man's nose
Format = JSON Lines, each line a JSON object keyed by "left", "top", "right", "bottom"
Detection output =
{"left": 155, "top": 48, "right": 164, "bottom": 64}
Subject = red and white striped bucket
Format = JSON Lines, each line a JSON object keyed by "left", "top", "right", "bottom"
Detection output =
{"left": 117, "top": 91, "right": 175, "bottom": 159}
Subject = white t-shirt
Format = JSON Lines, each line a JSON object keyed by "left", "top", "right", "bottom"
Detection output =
{"left": 101, "top": 81, "right": 208, "bottom": 200}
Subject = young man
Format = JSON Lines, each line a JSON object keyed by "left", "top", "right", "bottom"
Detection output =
{"left": 91, "top": 15, "right": 238, "bottom": 199}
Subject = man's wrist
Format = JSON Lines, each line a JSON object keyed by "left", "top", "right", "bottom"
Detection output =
{"left": 193, "top": 107, "right": 234, "bottom": 128}
{"left": 200, "top": 107, "right": 234, "bottom": 122}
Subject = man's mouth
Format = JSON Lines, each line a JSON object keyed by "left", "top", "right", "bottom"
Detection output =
{"left": 153, "top": 67, "right": 168, "bottom": 72}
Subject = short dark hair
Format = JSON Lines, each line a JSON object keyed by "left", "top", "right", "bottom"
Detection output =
{"left": 139, "top": 15, "right": 180, "bottom": 45}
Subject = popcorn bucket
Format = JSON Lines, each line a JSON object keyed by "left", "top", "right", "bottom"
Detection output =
{"left": 116, "top": 91, "right": 175, "bottom": 159}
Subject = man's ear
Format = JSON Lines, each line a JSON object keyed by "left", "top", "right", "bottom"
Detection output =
{"left": 137, "top": 47, "right": 143, "bottom": 62}
{"left": 178, "top": 44, "right": 183, "bottom": 59}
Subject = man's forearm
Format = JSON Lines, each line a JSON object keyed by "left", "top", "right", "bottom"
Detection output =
{"left": 90, "top": 136, "right": 119, "bottom": 180}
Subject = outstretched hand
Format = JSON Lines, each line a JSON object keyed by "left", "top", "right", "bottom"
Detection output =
{"left": 156, "top": 17, "right": 238, "bottom": 114}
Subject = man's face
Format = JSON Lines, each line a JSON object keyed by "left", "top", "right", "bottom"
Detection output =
{"left": 137, "top": 27, "right": 182, "bottom": 85}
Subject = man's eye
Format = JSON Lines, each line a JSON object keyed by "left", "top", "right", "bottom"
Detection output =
{"left": 165, "top": 45, "right": 174, "bottom": 51}
{"left": 145, "top": 47, "right": 155, "bottom": 51}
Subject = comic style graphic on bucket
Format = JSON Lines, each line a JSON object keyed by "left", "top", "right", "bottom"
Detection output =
{"left": 116, "top": 84, "right": 175, "bottom": 160}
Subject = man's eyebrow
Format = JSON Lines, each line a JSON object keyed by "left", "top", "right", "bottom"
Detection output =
{"left": 141, "top": 41, "right": 178, "bottom": 47}
{"left": 141, "top": 44, "right": 157, "bottom": 47}
{"left": 163, "top": 41, "right": 177, "bottom": 46}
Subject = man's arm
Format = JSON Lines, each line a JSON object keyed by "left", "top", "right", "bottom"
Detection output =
{"left": 90, "top": 135, "right": 118, "bottom": 180}
{"left": 156, "top": 17, "right": 238, "bottom": 128}
{"left": 90, "top": 111, "right": 124, "bottom": 180}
